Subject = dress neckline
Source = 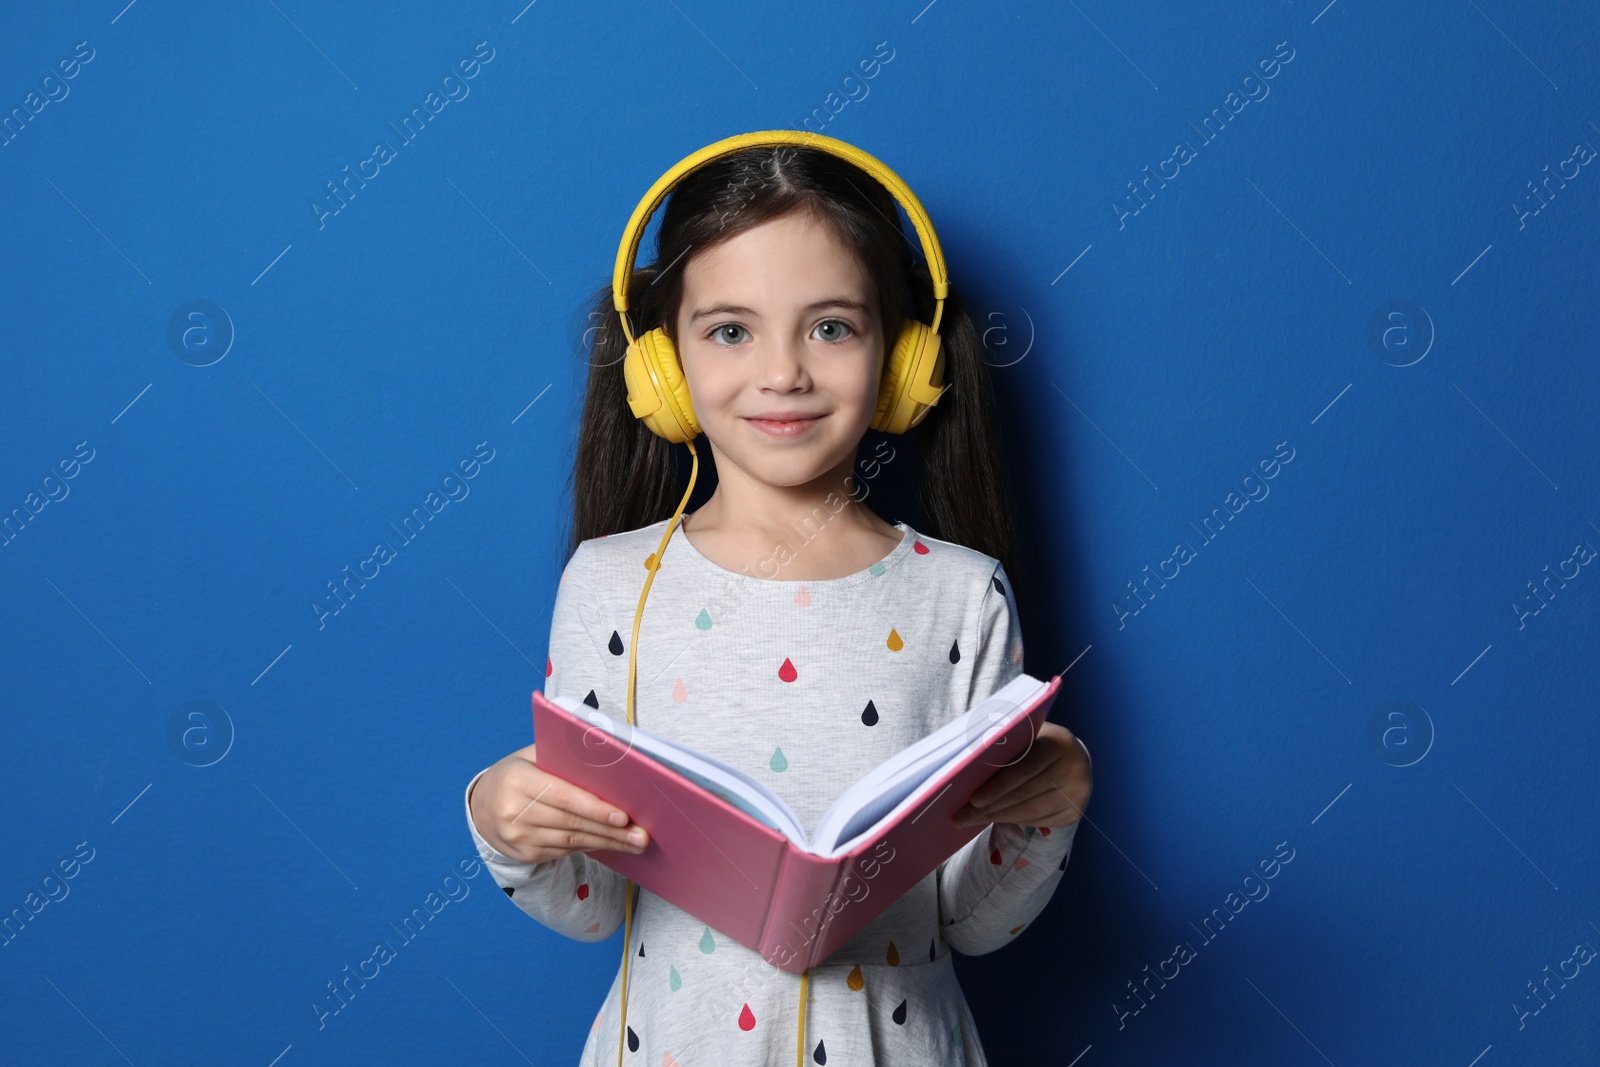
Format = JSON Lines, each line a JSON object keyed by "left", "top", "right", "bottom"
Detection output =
{"left": 663, "top": 517, "right": 917, "bottom": 587}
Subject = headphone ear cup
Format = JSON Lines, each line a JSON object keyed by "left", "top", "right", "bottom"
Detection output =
{"left": 872, "top": 320, "right": 945, "bottom": 434}
{"left": 623, "top": 328, "right": 702, "bottom": 443}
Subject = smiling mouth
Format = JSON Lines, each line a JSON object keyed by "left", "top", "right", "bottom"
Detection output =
{"left": 744, "top": 415, "right": 826, "bottom": 437}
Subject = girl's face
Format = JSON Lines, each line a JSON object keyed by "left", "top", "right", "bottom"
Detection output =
{"left": 673, "top": 209, "right": 883, "bottom": 496}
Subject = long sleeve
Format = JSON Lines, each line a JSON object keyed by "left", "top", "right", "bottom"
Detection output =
{"left": 463, "top": 541, "right": 630, "bottom": 943}
{"left": 936, "top": 560, "right": 1082, "bottom": 955}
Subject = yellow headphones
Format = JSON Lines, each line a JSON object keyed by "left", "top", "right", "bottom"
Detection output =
{"left": 605, "top": 130, "right": 953, "bottom": 1067}
{"left": 615, "top": 129, "right": 952, "bottom": 444}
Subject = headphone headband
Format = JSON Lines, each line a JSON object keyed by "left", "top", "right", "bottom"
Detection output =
{"left": 611, "top": 131, "right": 949, "bottom": 343}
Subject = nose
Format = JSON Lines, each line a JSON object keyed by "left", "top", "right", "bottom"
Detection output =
{"left": 757, "top": 332, "right": 811, "bottom": 391}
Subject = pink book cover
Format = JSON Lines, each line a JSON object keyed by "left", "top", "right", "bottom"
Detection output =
{"left": 530, "top": 674, "right": 1062, "bottom": 974}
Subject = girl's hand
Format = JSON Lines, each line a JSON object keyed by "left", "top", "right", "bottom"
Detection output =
{"left": 469, "top": 743, "right": 651, "bottom": 865}
{"left": 949, "top": 722, "right": 1093, "bottom": 830}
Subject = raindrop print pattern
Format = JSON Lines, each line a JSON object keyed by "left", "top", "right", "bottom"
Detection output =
{"left": 462, "top": 522, "right": 1080, "bottom": 1065}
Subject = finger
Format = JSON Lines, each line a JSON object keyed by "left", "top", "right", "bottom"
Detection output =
{"left": 981, "top": 722, "right": 1042, "bottom": 773}
{"left": 528, "top": 757, "right": 626, "bottom": 827}
{"left": 989, "top": 778, "right": 1090, "bottom": 825}
{"left": 967, "top": 724, "right": 1065, "bottom": 804}
{"left": 522, "top": 800, "right": 651, "bottom": 855}
{"left": 517, "top": 773, "right": 648, "bottom": 849}
{"left": 966, "top": 775, "right": 1018, "bottom": 811}
{"left": 984, "top": 795, "right": 1077, "bottom": 828}
{"left": 522, "top": 764, "right": 633, "bottom": 829}
{"left": 957, "top": 775, "right": 1058, "bottom": 825}
{"left": 969, "top": 762, "right": 1054, "bottom": 812}
{"left": 976, "top": 778, "right": 1083, "bottom": 826}
{"left": 964, "top": 763, "right": 1030, "bottom": 812}
{"left": 529, "top": 822, "right": 650, "bottom": 856}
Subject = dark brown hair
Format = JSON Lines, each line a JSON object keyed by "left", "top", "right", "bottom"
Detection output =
{"left": 560, "top": 143, "right": 1025, "bottom": 601}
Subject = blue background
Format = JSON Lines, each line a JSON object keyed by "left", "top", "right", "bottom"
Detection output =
{"left": 3, "top": 1, "right": 1597, "bottom": 1063}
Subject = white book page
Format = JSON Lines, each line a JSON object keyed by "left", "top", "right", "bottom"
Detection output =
{"left": 812, "top": 674, "right": 1048, "bottom": 856}
{"left": 549, "top": 699, "right": 810, "bottom": 847}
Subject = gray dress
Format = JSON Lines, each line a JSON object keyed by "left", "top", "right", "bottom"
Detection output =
{"left": 464, "top": 517, "right": 1079, "bottom": 1065}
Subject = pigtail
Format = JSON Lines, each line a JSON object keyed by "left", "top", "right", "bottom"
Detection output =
{"left": 908, "top": 269, "right": 1026, "bottom": 621}
{"left": 562, "top": 271, "right": 686, "bottom": 560}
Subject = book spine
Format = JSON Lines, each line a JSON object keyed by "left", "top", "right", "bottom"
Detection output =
{"left": 807, "top": 852, "right": 854, "bottom": 972}
{"left": 760, "top": 846, "right": 846, "bottom": 975}
{"left": 808, "top": 841, "right": 895, "bottom": 969}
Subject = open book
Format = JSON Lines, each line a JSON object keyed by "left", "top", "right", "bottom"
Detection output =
{"left": 531, "top": 672, "right": 1062, "bottom": 974}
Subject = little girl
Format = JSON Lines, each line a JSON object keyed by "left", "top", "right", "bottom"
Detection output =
{"left": 465, "top": 132, "right": 1094, "bottom": 1066}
